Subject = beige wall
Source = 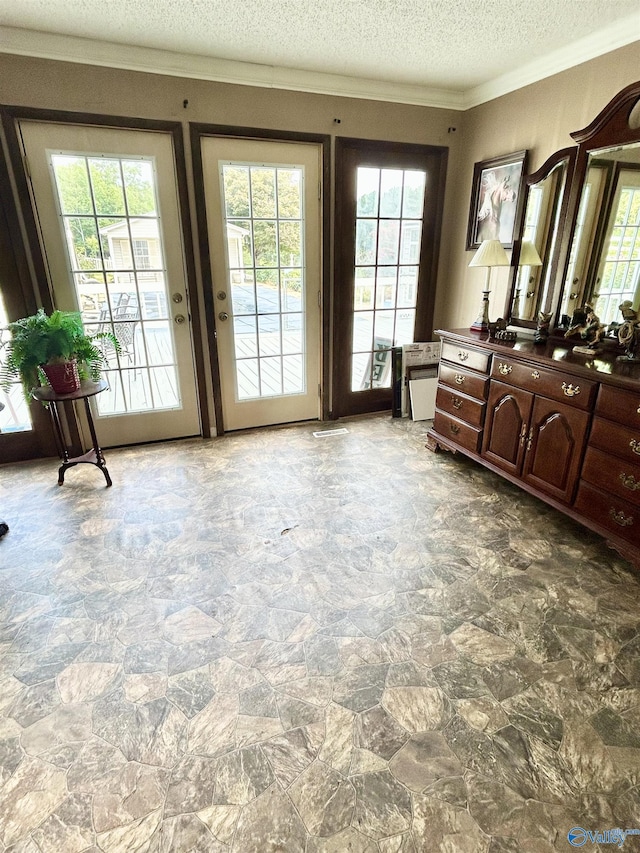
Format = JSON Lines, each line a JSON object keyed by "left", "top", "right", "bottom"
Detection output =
{"left": 441, "top": 42, "right": 640, "bottom": 332}
{"left": 0, "top": 44, "right": 638, "bottom": 425}
{"left": 0, "top": 53, "right": 461, "bottom": 427}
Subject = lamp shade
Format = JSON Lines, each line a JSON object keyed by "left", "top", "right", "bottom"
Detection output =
{"left": 519, "top": 241, "right": 543, "bottom": 267}
{"left": 469, "top": 239, "right": 510, "bottom": 268}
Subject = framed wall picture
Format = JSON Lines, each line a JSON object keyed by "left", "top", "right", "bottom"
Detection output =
{"left": 466, "top": 150, "right": 528, "bottom": 250}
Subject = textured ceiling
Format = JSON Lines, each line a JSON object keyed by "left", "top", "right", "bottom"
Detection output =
{"left": 1, "top": 0, "right": 639, "bottom": 99}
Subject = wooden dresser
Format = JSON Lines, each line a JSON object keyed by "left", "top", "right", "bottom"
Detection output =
{"left": 427, "top": 329, "right": 640, "bottom": 569}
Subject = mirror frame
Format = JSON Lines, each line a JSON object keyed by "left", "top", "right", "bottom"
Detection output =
{"left": 506, "top": 146, "right": 576, "bottom": 327}
{"left": 553, "top": 80, "right": 640, "bottom": 330}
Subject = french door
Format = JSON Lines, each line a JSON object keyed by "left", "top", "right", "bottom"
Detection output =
{"left": 333, "top": 139, "right": 447, "bottom": 417}
{"left": 200, "top": 137, "right": 321, "bottom": 431}
{"left": 18, "top": 122, "right": 200, "bottom": 447}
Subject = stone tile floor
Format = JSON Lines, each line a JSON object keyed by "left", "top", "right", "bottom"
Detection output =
{"left": 0, "top": 414, "right": 639, "bottom": 852}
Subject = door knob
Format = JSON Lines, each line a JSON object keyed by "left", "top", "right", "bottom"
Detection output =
{"left": 218, "top": 312, "right": 229, "bottom": 321}
{"left": 174, "top": 314, "right": 186, "bottom": 324}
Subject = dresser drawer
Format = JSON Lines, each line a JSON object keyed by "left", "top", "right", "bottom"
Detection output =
{"left": 433, "top": 410, "right": 482, "bottom": 454}
{"left": 574, "top": 481, "right": 640, "bottom": 549}
{"left": 581, "top": 446, "right": 640, "bottom": 508}
{"left": 589, "top": 416, "right": 640, "bottom": 464}
{"left": 596, "top": 384, "right": 640, "bottom": 427}
{"left": 435, "top": 384, "right": 485, "bottom": 428}
{"left": 489, "top": 358, "right": 596, "bottom": 411}
{"left": 439, "top": 363, "right": 489, "bottom": 401}
{"left": 441, "top": 341, "right": 490, "bottom": 374}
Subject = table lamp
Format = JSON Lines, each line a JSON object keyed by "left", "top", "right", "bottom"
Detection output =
{"left": 512, "top": 241, "right": 543, "bottom": 319}
{"left": 468, "top": 239, "right": 510, "bottom": 332}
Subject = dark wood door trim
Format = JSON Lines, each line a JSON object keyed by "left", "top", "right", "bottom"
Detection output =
{"left": 332, "top": 137, "right": 448, "bottom": 419}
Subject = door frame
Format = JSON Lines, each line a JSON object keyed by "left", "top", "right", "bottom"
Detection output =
{"left": 0, "top": 141, "right": 57, "bottom": 462}
{"left": 333, "top": 137, "right": 448, "bottom": 418}
{"left": 1, "top": 105, "right": 210, "bottom": 443}
{"left": 190, "top": 123, "right": 331, "bottom": 434}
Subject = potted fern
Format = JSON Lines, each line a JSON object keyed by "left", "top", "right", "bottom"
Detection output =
{"left": 1, "top": 308, "right": 120, "bottom": 402}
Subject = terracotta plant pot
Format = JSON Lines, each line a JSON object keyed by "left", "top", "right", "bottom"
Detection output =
{"left": 41, "top": 360, "right": 80, "bottom": 394}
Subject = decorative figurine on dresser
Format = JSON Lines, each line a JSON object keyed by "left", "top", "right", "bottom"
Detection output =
{"left": 617, "top": 301, "right": 640, "bottom": 362}
{"left": 427, "top": 80, "right": 640, "bottom": 571}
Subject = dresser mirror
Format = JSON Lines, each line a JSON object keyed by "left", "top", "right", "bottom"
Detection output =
{"left": 559, "top": 141, "right": 640, "bottom": 326}
{"left": 507, "top": 147, "right": 575, "bottom": 326}
{"left": 555, "top": 81, "right": 640, "bottom": 331}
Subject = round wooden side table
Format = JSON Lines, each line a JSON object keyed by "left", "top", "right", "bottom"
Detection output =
{"left": 32, "top": 378, "right": 112, "bottom": 487}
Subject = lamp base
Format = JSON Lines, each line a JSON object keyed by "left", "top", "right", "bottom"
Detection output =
{"left": 470, "top": 290, "right": 491, "bottom": 333}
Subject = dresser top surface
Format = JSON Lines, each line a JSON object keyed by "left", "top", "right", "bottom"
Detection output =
{"left": 436, "top": 329, "right": 640, "bottom": 391}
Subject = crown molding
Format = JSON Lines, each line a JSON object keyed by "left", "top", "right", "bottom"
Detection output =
{"left": 0, "top": 27, "right": 465, "bottom": 110}
{"left": 1, "top": 21, "right": 638, "bottom": 114}
{"left": 464, "top": 15, "right": 640, "bottom": 108}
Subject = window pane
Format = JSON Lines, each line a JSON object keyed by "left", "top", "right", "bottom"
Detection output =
{"left": 351, "top": 352, "right": 370, "bottom": 392}
{"left": 375, "top": 268, "right": 397, "bottom": 309}
{"left": 234, "top": 316, "right": 258, "bottom": 359}
{"left": 353, "top": 311, "right": 374, "bottom": 354}
{"left": 356, "top": 168, "right": 379, "bottom": 217}
{"left": 251, "top": 168, "right": 277, "bottom": 218}
{"left": 123, "top": 160, "right": 157, "bottom": 217}
{"left": 51, "top": 155, "right": 93, "bottom": 215}
{"left": 377, "top": 220, "right": 400, "bottom": 265}
{"left": 89, "top": 159, "right": 126, "bottom": 215}
{"left": 223, "top": 166, "right": 251, "bottom": 218}
{"left": 253, "top": 220, "right": 278, "bottom": 267}
{"left": 0, "top": 294, "right": 32, "bottom": 433}
{"left": 354, "top": 268, "right": 375, "bottom": 310}
{"left": 277, "top": 169, "right": 302, "bottom": 218}
{"left": 281, "top": 269, "right": 302, "bottom": 312}
{"left": 402, "top": 171, "right": 426, "bottom": 218}
{"left": 237, "top": 359, "right": 260, "bottom": 400}
{"left": 356, "top": 220, "right": 377, "bottom": 265}
{"left": 260, "top": 356, "right": 283, "bottom": 396}
{"left": 256, "top": 271, "right": 280, "bottom": 313}
{"left": 400, "top": 221, "right": 422, "bottom": 264}
{"left": 379, "top": 170, "right": 403, "bottom": 217}
{"left": 395, "top": 309, "right": 416, "bottom": 345}
{"left": 258, "top": 314, "right": 281, "bottom": 357}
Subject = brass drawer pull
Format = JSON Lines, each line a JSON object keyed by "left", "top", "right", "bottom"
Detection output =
{"left": 620, "top": 473, "right": 640, "bottom": 491}
{"left": 458, "top": 351, "right": 469, "bottom": 362}
{"left": 454, "top": 374, "right": 465, "bottom": 385}
{"left": 519, "top": 423, "right": 528, "bottom": 448}
{"left": 451, "top": 396, "right": 463, "bottom": 410}
{"left": 526, "top": 426, "right": 534, "bottom": 453}
{"left": 498, "top": 362, "right": 512, "bottom": 376}
{"left": 561, "top": 382, "right": 580, "bottom": 397}
{"left": 450, "top": 423, "right": 460, "bottom": 435}
{"left": 630, "top": 439, "right": 640, "bottom": 456}
{"left": 531, "top": 370, "right": 540, "bottom": 380}
{"left": 609, "top": 507, "right": 634, "bottom": 527}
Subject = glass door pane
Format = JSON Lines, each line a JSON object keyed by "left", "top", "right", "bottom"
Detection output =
{"left": 351, "top": 167, "right": 426, "bottom": 392}
{"left": 0, "top": 292, "right": 32, "bottom": 433}
{"left": 50, "top": 154, "right": 180, "bottom": 416}
{"left": 221, "top": 164, "right": 306, "bottom": 400}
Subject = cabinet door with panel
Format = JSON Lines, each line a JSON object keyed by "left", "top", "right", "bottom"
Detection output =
{"left": 522, "top": 396, "right": 589, "bottom": 503}
{"left": 482, "top": 381, "right": 533, "bottom": 476}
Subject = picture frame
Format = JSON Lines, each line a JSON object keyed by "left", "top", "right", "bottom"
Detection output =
{"left": 466, "top": 150, "right": 528, "bottom": 250}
